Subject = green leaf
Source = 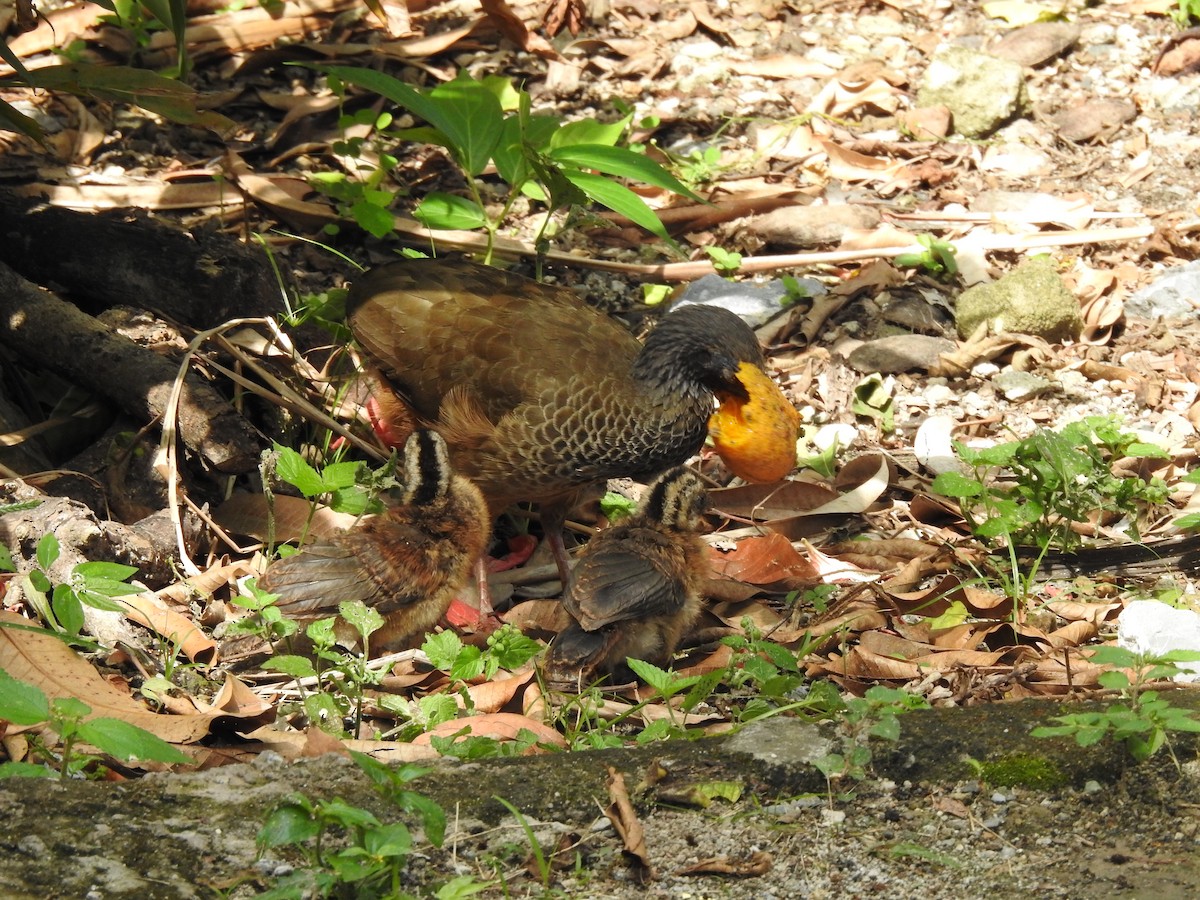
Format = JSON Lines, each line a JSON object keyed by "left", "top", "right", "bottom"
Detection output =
{"left": 1089, "top": 645, "right": 1139, "bottom": 667}
{"left": 0, "top": 543, "right": 14, "bottom": 573}
{"left": 0, "top": 668, "right": 51, "bottom": 724}
{"left": 1096, "top": 670, "right": 1131, "bottom": 691}
{"left": 75, "top": 561, "right": 138, "bottom": 583}
{"left": 551, "top": 144, "right": 703, "bottom": 201}
{"left": 339, "top": 599, "right": 384, "bottom": 640}
{"left": 0, "top": 761, "right": 56, "bottom": 779}
{"left": 493, "top": 113, "right": 560, "bottom": 188}
{"left": 485, "top": 625, "right": 542, "bottom": 670}
{"left": 423, "top": 73, "right": 506, "bottom": 176}
{"left": 51, "top": 695, "right": 91, "bottom": 720}
{"left": 77, "top": 718, "right": 194, "bottom": 764}
{"left": 926, "top": 600, "right": 970, "bottom": 631}
{"left": 435, "top": 874, "right": 493, "bottom": 899}
{"left": 413, "top": 193, "right": 487, "bottom": 230}
{"left": 328, "top": 486, "right": 376, "bottom": 517}
{"left": 550, "top": 117, "right": 628, "bottom": 149}
{"left": 275, "top": 446, "right": 327, "bottom": 497}
{"left": 1174, "top": 512, "right": 1200, "bottom": 531}
{"left": 321, "top": 461, "right": 366, "bottom": 492}
{"left": 449, "top": 645, "right": 485, "bottom": 683}
{"left": 562, "top": 170, "right": 670, "bottom": 240}
{"left": 0, "top": 99, "right": 44, "bottom": 141}
{"left": 320, "top": 67, "right": 503, "bottom": 177}
{"left": 140, "top": 0, "right": 189, "bottom": 76}
{"left": 14, "top": 64, "right": 233, "bottom": 133}
{"left": 422, "top": 631, "right": 464, "bottom": 671}
{"left": 362, "top": 821, "right": 413, "bottom": 858}
{"left": 626, "top": 658, "right": 676, "bottom": 693}
{"left": 350, "top": 198, "right": 396, "bottom": 238}
{"left": 258, "top": 802, "right": 321, "bottom": 848}
{"left": 36, "top": 533, "right": 60, "bottom": 571}
{"left": 262, "top": 655, "right": 320, "bottom": 679}
{"left": 51, "top": 586, "right": 85, "bottom": 634}
{"left": 929, "top": 471, "right": 983, "bottom": 499}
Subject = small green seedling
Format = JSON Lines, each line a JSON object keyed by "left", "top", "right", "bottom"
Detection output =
{"left": 1032, "top": 645, "right": 1200, "bottom": 762}
{"left": 257, "top": 751, "right": 472, "bottom": 899}
{"left": 895, "top": 234, "right": 958, "bottom": 278}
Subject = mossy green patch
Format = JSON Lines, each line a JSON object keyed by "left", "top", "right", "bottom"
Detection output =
{"left": 978, "top": 753, "right": 1068, "bottom": 789}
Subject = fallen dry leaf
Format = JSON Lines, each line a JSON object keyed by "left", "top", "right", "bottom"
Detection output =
{"left": 606, "top": 766, "right": 653, "bottom": 880}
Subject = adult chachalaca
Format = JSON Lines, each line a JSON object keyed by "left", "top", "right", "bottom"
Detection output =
{"left": 545, "top": 466, "right": 710, "bottom": 686}
{"left": 258, "top": 429, "right": 489, "bottom": 651}
{"left": 346, "top": 258, "right": 799, "bottom": 614}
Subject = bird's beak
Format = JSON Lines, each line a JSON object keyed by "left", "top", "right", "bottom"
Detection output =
{"left": 709, "top": 362, "right": 800, "bottom": 482}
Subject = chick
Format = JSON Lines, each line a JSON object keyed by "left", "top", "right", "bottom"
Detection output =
{"left": 258, "top": 430, "right": 488, "bottom": 652}
{"left": 546, "top": 467, "right": 711, "bottom": 686}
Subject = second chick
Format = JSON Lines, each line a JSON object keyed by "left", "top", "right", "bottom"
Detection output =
{"left": 546, "top": 466, "right": 711, "bottom": 687}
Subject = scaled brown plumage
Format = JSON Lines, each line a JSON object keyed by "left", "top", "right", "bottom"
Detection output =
{"left": 545, "top": 467, "right": 711, "bottom": 686}
{"left": 258, "top": 430, "right": 488, "bottom": 652}
{"left": 345, "top": 258, "right": 797, "bottom": 609}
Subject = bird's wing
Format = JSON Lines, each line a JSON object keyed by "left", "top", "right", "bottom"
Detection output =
{"left": 563, "top": 545, "right": 685, "bottom": 631}
{"left": 259, "top": 542, "right": 392, "bottom": 618}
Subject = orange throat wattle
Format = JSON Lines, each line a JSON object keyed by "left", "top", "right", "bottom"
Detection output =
{"left": 709, "top": 361, "right": 800, "bottom": 482}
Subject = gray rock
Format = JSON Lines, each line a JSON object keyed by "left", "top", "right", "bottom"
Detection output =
{"left": 673, "top": 273, "right": 824, "bottom": 328}
{"left": 846, "top": 334, "right": 957, "bottom": 373}
{"left": 993, "top": 370, "right": 1053, "bottom": 401}
{"left": 1126, "top": 260, "right": 1200, "bottom": 320}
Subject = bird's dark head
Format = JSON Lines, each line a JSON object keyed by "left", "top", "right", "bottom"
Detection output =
{"left": 633, "top": 304, "right": 766, "bottom": 402}
{"left": 640, "top": 467, "right": 709, "bottom": 532}
{"left": 399, "top": 430, "right": 452, "bottom": 506}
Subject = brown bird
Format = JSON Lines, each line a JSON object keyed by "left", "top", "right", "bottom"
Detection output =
{"left": 346, "top": 257, "right": 798, "bottom": 613}
{"left": 258, "top": 429, "right": 489, "bottom": 652}
{"left": 545, "top": 466, "right": 711, "bottom": 687}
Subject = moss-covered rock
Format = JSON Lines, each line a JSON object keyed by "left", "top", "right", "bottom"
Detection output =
{"left": 955, "top": 256, "right": 1083, "bottom": 341}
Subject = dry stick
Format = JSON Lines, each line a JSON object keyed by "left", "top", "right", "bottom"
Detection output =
{"left": 389, "top": 218, "right": 1157, "bottom": 281}
{"left": 160, "top": 316, "right": 389, "bottom": 567}
{"left": 158, "top": 317, "right": 277, "bottom": 577}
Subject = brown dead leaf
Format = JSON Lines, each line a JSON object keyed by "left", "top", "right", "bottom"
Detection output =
{"left": 678, "top": 850, "right": 772, "bottom": 877}
{"left": 707, "top": 597, "right": 785, "bottom": 633}
{"left": 606, "top": 766, "right": 654, "bottom": 880}
{"left": 709, "top": 480, "right": 841, "bottom": 521}
{"left": 240, "top": 726, "right": 441, "bottom": 762}
{"left": 1154, "top": 28, "right": 1200, "bottom": 76}
{"left": 462, "top": 669, "right": 536, "bottom": 713}
{"left": 933, "top": 795, "right": 971, "bottom": 818}
{"left": 503, "top": 598, "right": 573, "bottom": 634}
{"left": 1044, "top": 600, "right": 1123, "bottom": 625}
{"left": 729, "top": 55, "right": 836, "bottom": 80}
{"left": 807, "top": 77, "right": 903, "bottom": 117}
{"left": 688, "top": 1, "right": 728, "bottom": 34}
{"left": 300, "top": 725, "right": 350, "bottom": 758}
{"left": 411, "top": 712, "right": 567, "bottom": 751}
{"left": 709, "top": 533, "right": 821, "bottom": 589}
{"left": 480, "top": 0, "right": 560, "bottom": 58}
{"left": 118, "top": 594, "right": 216, "bottom": 664}
{"left": 1046, "top": 620, "right": 1098, "bottom": 649}
{"left": 214, "top": 492, "right": 357, "bottom": 543}
{"left": 0, "top": 612, "right": 269, "bottom": 745}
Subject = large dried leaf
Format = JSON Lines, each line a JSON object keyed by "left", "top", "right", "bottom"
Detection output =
{"left": 0, "top": 612, "right": 270, "bottom": 743}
